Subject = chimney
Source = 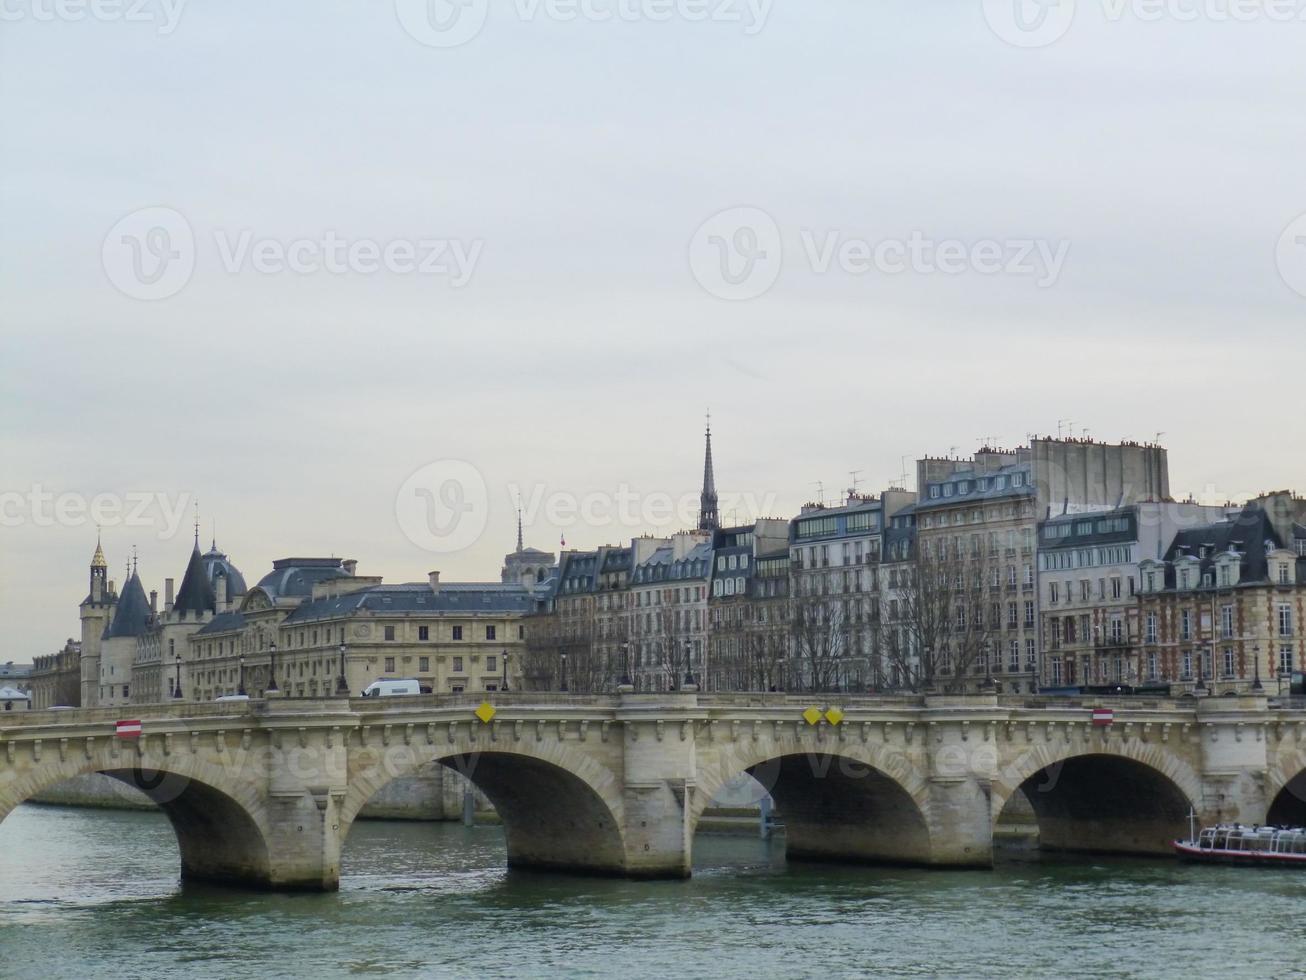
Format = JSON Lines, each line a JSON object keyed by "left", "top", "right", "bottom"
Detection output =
{"left": 108, "top": 578, "right": 116, "bottom": 596}
{"left": 149, "top": 590, "right": 158, "bottom": 614}
{"left": 522, "top": 568, "right": 537, "bottom": 590}
{"left": 215, "top": 572, "right": 228, "bottom": 612}
{"left": 164, "top": 577, "right": 175, "bottom": 613}
{"left": 428, "top": 570, "right": 441, "bottom": 592}
{"left": 342, "top": 559, "right": 358, "bottom": 576}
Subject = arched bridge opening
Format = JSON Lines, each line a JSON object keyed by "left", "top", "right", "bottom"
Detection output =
{"left": 698, "top": 751, "right": 933, "bottom": 867}
{"left": 0, "top": 766, "right": 273, "bottom": 889}
{"left": 998, "top": 754, "right": 1193, "bottom": 856}
{"left": 342, "top": 750, "right": 627, "bottom": 877}
{"left": 1267, "top": 770, "right": 1306, "bottom": 826}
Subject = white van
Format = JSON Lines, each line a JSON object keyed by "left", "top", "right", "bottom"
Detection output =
{"left": 360, "top": 679, "right": 421, "bottom": 698}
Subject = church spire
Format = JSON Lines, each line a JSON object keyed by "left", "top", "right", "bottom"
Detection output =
{"left": 698, "top": 412, "right": 719, "bottom": 532}
{"left": 91, "top": 530, "right": 107, "bottom": 569}
{"left": 516, "top": 507, "right": 524, "bottom": 553}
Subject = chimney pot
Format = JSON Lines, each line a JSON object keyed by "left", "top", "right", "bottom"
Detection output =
{"left": 428, "top": 570, "right": 441, "bottom": 591}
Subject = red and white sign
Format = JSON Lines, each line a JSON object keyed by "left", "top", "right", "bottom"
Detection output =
{"left": 1091, "top": 708, "right": 1114, "bottom": 727}
{"left": 115, "top": 719, "right": 143, "bottom": 739}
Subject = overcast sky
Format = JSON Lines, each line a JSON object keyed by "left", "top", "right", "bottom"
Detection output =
{"left": 2, "top": 1, "right": 1304, "bottom": 656}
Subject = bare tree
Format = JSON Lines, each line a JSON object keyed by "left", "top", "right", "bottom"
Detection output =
{"left": 789, "top": 581, "right": 848, "bottom": 693}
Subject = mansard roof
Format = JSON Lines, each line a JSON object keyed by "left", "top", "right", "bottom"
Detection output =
{"left": 252, "top": 558, "right": 350, "bottom": 602}
{"left": 103, "top": 572, "right": 152, "bottom": 639}
{"left": 281, "top": 583, "right": 533, "bottom": 624}
{"left": 1157, "top": 505, "right": 1282, "bottom": 587}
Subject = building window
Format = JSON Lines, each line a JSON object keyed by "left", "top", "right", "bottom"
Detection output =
{"left": 1147, "top": 651, "right": 1158, "bottom": 680}
{"left": 419, "top": 656, "right": 430, "bottom": 672}
{"left": 418, "top": 626, "right": 429, "bottom": 641}
{"left": 1280, "top": 644, "right": 1294, "bottom": 674}
{"left": 487, "top": 655, "right": 497, "bottom": 673}
{"left": 452, "top": 656, "right": 464, "bottom": 673}
{"left": 1279, "top": 604, "right": 1294, "bottom": 637}
{"left": 452, "top": 626, "right": 463, "bottom": 640}
{"left": 383, "top": 657, "right": 395, "bottom": 672}
{"left": 1181, "top": 611, "right": 1192, "bottom": 642}
{"left": 1220, "top": 605, "right": 1234, "bottom": 639}
{"left": 1182, "top": 650, "right": 1192, "bottom": 679}
{"left": 486, "top": 625, "right": 496, "bottom": 640}
{"left": 1222, "top": 648, "right": 1235, "bottom": 678}
{"left": 123, "top": 685, "right": 129, "bottom": 699}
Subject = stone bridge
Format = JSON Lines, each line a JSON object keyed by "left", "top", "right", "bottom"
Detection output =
{"left": 3, "top": 692, "right": 1306, "bottom": 891}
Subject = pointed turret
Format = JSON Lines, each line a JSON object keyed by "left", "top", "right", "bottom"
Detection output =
{"left": 173, "top": 538, "right": 217, "bottom": 618}
{"left": 104, "top": 572, "right": 151, "bottom": 639}
{"left": 698, "top": 415, "right": 719, "bottom": 532}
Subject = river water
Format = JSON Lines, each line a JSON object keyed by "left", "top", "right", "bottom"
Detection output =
{"left": 1, "top": 804, "right": 1304, "bottom": 980}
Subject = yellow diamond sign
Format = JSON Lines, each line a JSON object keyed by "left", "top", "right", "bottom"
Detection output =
{"left": 825, "top": 707, "right": 844, "bottom": 726}
{"left": 802, "top": 706, "right": 822, "bottom": 726}
{"left": 474, "top": 702, "right": 496, "bottom": 724}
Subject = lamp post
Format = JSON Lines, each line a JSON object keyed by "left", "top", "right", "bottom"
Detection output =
{"left": 173, "top": 654, "right": 183, "bottom": 700}
{"left": 560, "top": 652, "right": 568, "bottom": 693}
{"left": 267, "top": 639, "right": 279, "bottom": 694}
{"left": 1195, "top": 645, "right": 1208, "bottom": 694}
{"left": 238, "top": 654, "right": 246, "bottom": 697}
{"left": 1252, "top": 642, "right": 1264, "bottom": 693}
{"left": 683, "top": 639, "right": 696, "bottom": 690}
{"left": 501, "top": 649, "right": 509, "bottom": 692}
{"left": 337, "top": 642, "right": 349, "bottom": 696}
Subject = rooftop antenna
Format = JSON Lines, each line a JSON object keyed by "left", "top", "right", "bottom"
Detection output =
{"left": 848, "top": 469, "right": 863, "bottom": 496}
{"left": 948, "top": 446, "right": 959, "bottom": 458}
{"left": 810, "top": 480, "right": 826, "bottom": 506}
{"left": 1057, "top": 419, "right": 1071, "bottom": 440}
{"left": 899, "top": 456, "right": 911, "bottom": 490}
{"left": 193, "top": 498, "right": 200, "bottom": 547}
{"left": 1155, "top": 431, "right": 1165, "bottom": 446}
{"left": 1067, "top": 421, "right": 1076, "bottom": 439}
{"left": 131, "top": 545, "right": 138, "bottom": 577}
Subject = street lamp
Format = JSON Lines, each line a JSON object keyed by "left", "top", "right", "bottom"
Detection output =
{"left": 1195, "top": 645, "right": 1208, "bottom": 694}
{"left": 683, "top": 639, "right": 696, "bottom": 689}
{"left": 501, "top": 649, "right": 509, "bottom": 692}
{"left": 619, "top": 642, "right": 632, "bottom": 688}
{"left": 560, "top": 652, "right": 568, "bottom": 692}
{"left": 238, "top": 654, "right": 246, "bottom": 697}
{"left": 173, "top": 653, "right": 183, "bottom": 700}
{"left": 267, "top": 639, "right": 279, "bottom": 694}
{"left": 1252, "top": 643, "right": 1264, "bottom": 693}
{"left": 337, "top": 642, "right": 349, "bottom": 696}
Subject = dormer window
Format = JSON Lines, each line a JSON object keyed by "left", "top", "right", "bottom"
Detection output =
{"left": 1013, "top": 472, "right": 1025, "bottom": 487}
{"left": 1280, "top": 563, "right": 1292, "bottom": 585}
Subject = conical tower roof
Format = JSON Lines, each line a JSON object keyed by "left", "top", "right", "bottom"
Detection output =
{"left": 103, "top": 572, "right": 151, "bottom": 639}
{"left": 698, "top": 417, "right": 719, "bottom": 532}
{"left": 173, "top": 541, "right": 217, "bottom": 616}
{"left": 91, "top": 534, "right": 108, "bottom": 569}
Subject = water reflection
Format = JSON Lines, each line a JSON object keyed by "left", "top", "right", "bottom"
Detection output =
{"left": 2, "top": 805, "right": 1305, "bottom": 980}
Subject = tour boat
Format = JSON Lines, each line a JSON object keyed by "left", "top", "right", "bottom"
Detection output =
{"left": 1173, "top": 818, "right": 1306, "bottom": 866}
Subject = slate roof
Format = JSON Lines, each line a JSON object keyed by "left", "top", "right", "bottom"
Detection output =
{"left": 631, "top": 541, "right": 713, "bottom": 585}
{"left": 202, "top": 544, "right": 247, "bottom": 596}
{"left": 173, "top": 544, "right": 217, "bottom": 616}
{"left": 104, "top": 572, "right": 152, "bottom": 639}
{"left": 915, "top": 462, "right": 1034, "bottom": 512}
{"left": 282, "top": 583, "right": 534, "bottom": 624}
{"left": 194, "top": 611, "right": 248, "bottom": 637}
{"left": 1153, "top": 506, "right": 1284, "bottom": 587}
{"left": 253, "top": 558, "right": 350, "bottom": 601}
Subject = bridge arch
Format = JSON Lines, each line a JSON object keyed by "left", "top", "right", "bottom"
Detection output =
{"left": 993, "top": 741, "right": 1201, "bottom": 855}
{"left": 1265, "top": 745, "right": 1306, "bottom": 825}
{"left": 339, "top": 735, "right": 628, "bottom": 876}
{"left": 693, "top": 739, "right": 933, "bottom": 866}
{"left": 0, "top": 752, "right": 273, "bottom": 887}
